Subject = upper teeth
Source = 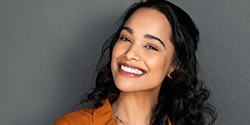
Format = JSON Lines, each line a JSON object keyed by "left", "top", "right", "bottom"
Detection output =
{"left": 121, "top": 65, "right": 143, "bottom": 75}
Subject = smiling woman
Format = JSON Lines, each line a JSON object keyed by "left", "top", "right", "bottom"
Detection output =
{"left": 111, "top": 8, "right": 175, "bottom": 94}
{"left": 55, "top": 0, "right": 217, "bottom": 125}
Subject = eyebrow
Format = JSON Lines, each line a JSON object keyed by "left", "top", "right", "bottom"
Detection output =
{"left": 122, "top": 26, "right": 166, "bottom": 48}
{"left": 122, "top": 27, "right": 133, "bottom": 34}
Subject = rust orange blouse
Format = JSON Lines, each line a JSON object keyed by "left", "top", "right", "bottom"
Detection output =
{"left": 54, "top": 99, "right": 172, "bottom": 125}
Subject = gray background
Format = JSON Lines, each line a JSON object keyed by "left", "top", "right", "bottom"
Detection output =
{"left": 1, "top": 0, "right": 249, "bottom": 125}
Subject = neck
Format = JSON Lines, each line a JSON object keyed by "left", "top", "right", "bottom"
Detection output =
{"left": 111, "top": 91, "right": 159, "bottom": 125}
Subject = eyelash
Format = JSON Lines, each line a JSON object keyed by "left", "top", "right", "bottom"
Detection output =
{"left": 119, "top": 36, "right": 158, "bottom": 51}
{"left": 145, "top": 45, "right": 158, "bottom": 51}
{"left": 119, "top": 36, "right": 131, "bottom": 42}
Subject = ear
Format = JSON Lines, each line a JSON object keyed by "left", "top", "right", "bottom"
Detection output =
{"left": 166, "top": 63, "right": 177, "bottom": 79}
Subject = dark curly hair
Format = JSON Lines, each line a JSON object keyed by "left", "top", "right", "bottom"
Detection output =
{"left": 77, "top": 0, "right": 217, "bottom": 124}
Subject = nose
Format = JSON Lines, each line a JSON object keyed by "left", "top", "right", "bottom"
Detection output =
{"left": 125, "top": 44, "right": 141, "bottom": 61}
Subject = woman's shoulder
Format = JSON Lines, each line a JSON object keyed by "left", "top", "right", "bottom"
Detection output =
{"left": 54, "top": 108, "right": 94, "bottom": 125}
{"left": 54, "top": 99, "right": 116, "bottom": 125}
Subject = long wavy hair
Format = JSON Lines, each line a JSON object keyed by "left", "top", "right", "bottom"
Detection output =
{"left": 78, "top": 0, "right": 217, "bottom": 124}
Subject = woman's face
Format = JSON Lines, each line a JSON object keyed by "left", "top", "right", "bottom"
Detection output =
{"left": 111, "top": 8, "right": 175, "bottom": 93}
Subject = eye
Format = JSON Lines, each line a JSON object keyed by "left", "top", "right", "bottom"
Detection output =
{"left": 145, "top": 45, "right": 158, "bottom": 51}
{"left": 119, "top": 36, "right": 131, "bottom": 42}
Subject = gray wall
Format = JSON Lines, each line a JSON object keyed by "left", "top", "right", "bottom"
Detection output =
{"left": 0, "top": 0, "right": 249, "bottom": 125}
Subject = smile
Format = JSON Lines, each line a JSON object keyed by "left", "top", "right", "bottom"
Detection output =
{"left": 120, "top": 65, "right": 144, "bottom": 75}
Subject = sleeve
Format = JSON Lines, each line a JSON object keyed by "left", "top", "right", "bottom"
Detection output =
{"left": 54, "top": 116, "right": 71, "bottom": 125}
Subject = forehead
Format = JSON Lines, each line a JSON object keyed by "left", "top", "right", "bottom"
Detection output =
{"left": 124, "top": 8, "right": 172, "bottom": 38}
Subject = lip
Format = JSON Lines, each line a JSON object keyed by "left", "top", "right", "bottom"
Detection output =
{"left": 118, "top": 62, "right": 147, "bottom": 77}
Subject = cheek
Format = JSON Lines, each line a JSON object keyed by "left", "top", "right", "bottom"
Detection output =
{"left": 111, "top": 47, "right": 117, "bottom": 68}
{"left": 111, "top": 44, "right": 120, "bottom": 62}
{"left": 111, "top": 43, "right": 123, "bottom": 67}
{"left": 147, "top": 55, "right": 172, "bottom": 74}
{"left": 112, "top": 42, "right": 129, "bottom": 59}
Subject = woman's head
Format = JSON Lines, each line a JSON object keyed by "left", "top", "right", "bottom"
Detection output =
{"left": 111, "top": 8, "right": 176, "bottom": 93}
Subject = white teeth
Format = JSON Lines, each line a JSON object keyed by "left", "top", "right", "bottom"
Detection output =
{"left": 121, "top": 65, "right": 143, "bottom": 75}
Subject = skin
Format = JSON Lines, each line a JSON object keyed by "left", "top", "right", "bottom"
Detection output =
{"left": 111, "top": 8, "right": 175, "bottom": 125}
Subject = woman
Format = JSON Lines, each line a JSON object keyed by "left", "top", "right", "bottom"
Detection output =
{"left": 55, "top": 0, "right": 216, "bottom": 125}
